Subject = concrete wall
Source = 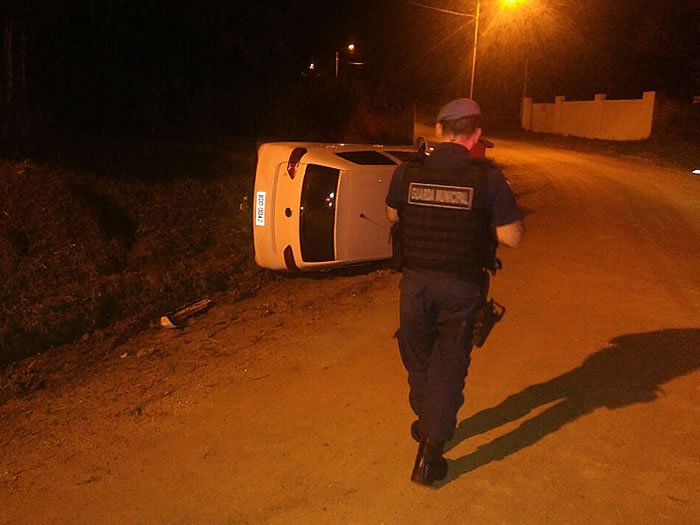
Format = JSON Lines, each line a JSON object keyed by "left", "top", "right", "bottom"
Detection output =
{"left": 521, "top": 91, "right": 656, "bottom": 141}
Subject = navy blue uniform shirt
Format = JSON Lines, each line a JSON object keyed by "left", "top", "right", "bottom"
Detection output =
{"left": 385, "top": 142, "right": 521, "bottom": 226}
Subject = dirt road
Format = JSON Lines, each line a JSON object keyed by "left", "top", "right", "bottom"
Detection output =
{"left": 2, "top": 136, "right": 699, "bottom": 524}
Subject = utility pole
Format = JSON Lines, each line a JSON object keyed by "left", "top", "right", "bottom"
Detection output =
{"left": 335, "top": 50, "right": 339, "bottom": 83}
{"left": 469, "top": 0, "right": 481, "bottom": 98}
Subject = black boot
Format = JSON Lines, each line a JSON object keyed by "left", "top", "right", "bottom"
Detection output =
{"left": 411, "top": 440, "right": 447, "bottom": 486}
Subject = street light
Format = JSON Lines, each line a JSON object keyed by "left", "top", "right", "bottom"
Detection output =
{"left": 468, "top": 0, "right": 527, "bottom": 98}
{"left": 335, "top": 43, "right": 359, "bottom": 81}
{"left": 411, "top": 0, "right": 527, "bottom": 98}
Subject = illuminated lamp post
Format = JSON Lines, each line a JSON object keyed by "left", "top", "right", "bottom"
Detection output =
{"left": 469, "top": 0, "right": 526, "bottom": 98}
{"left": 335, "top": 43, "right": 358, "bottom": 83}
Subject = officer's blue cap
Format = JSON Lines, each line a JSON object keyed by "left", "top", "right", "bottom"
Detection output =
{"left": 436, "top": 98, "right": 481, "bottom": 122}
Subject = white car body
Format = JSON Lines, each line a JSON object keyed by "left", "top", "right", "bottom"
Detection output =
{"left": 253, "top": 141, "right": 419, "bottom": 271}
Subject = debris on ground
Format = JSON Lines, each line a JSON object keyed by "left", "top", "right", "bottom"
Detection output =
{"left": 160, "top": 297, "right": 213, "bottom": 329}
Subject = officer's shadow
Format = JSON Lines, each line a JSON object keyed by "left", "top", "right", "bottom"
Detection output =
{"left": 439, "top": 328, "right": 700, "bottom": 485}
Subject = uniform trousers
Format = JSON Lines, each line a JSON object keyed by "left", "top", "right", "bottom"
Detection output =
{"left": 397, "top": 268, "right": 485, "bottom": 444}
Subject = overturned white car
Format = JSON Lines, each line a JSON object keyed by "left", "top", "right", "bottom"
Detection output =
{"left": 252, "top": 141, "right": 419, "bottom": 271}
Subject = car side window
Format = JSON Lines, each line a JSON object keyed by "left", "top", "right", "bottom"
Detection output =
{"left": 334, "top": 151, "right": 397, "bottom": 165}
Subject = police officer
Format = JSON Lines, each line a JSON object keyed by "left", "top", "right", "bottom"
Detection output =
{"left": 385, "top": 98, "right": 524, "bottom": 486}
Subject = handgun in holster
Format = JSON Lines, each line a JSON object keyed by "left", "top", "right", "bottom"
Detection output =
{"left": 471, "top": 299, "right": 506, "bottom": 348}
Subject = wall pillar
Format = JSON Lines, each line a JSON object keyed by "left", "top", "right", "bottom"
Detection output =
{"left": 594, "top": 93, "right": 607, "bottom": 137}
{"left": 554, "top": 96, "right": 565, "bottom": 134}
{"left": 641, "top": 91, "right": 656, "bottom": 138}
{"left": 521, "top": 97, "right": 533, "bottom": 130}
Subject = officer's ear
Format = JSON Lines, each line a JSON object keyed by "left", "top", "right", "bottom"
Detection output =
{"left": 435, "top": 122, "right": 444, "bottom": 139}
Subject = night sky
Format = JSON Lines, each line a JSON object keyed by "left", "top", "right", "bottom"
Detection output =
{"left": 1, "top": 0, "right": 698, "bottom": 143}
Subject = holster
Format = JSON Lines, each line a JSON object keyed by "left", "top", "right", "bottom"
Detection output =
{"left": 390, "top": 222, "right": 403, "bottom": 271}
{"left": 471, "top": 299, "right": 505, "bottom": 348}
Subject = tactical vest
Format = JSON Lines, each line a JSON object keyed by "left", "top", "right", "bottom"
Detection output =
{"left": 398, "top": 159, "right": 494, "bottom": 282}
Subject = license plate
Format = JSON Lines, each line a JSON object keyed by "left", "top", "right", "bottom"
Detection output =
{"left": 255, "top": 191, "right": 266, "bottom": 226}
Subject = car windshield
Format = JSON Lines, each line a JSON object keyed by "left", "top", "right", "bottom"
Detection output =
{"left": 300, "top": 164, "right": 340, "bottom": 262}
